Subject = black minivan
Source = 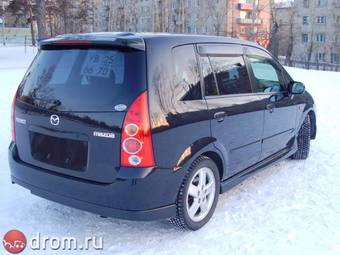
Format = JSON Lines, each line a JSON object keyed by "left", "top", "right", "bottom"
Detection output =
{"left": 9, "top": 33, "right": 316, "bottom": 230}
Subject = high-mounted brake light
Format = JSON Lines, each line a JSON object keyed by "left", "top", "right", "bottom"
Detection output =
{"left": 52, "top": 40, "right": 93, "bottom": 45}
{"left": 121, "top": 91, "right": 155, "bottom": 167}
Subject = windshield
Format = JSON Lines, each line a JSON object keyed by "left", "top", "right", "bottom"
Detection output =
{"left": 18, "top": 48, "right": 146, "bottom": 112}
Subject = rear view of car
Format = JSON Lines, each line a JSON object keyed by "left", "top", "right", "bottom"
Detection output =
{"left": 9, "top": 34, "right": 181, "bottom": 221}
{"left": 13, "top": 38, "right": 151, "bottom": 180}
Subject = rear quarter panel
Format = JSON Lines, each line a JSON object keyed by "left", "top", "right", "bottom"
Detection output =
{"left": 145, "top": 39, "right": 212, "bottom": 170}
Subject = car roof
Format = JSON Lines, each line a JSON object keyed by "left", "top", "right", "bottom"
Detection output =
{"left": 39, "top": 32, "right": 264, "bottom": 51}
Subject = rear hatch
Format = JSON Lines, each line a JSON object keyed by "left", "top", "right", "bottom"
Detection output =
{"left": 15, "top": 40, "right": 146, "bottom": 183}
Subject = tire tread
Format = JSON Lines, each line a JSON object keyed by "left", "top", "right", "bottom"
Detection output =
{"left": 169, "top": 156, "right": 211, "bottom": 230}
{"left": 291, "top": 115, "right": 311, "bottom": 160}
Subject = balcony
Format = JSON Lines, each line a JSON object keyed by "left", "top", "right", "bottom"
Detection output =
{"left": 236, "top": 3, "right": 253, "bottom": 11}
{"left": 235, "top": 18, "right": 262, "bottom": 25}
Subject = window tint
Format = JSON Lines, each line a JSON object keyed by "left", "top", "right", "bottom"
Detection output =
{"left": 248, "top": 56, "right": 284, "bottom": 93}
{"left": 172, "top": 45, "right": 202, "bottom": 100}
{"left": 200, "top": 56, "right": 218, "bottom": 96}
{"left": 19, "top": 49, "right": 146, "bottom": 112}
{"left": 209, "top": 56, "right": 251, "bottom": 95}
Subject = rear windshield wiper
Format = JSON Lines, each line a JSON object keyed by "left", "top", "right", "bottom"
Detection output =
{"left": 31, "top": 96, "right": 62, "bottom": 110}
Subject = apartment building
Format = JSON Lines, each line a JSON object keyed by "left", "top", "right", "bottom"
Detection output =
{"left": 131, "top": 0, "right": 270, "bottom": 42}
{"left": 124, "top": 0, "right": 227, "bottom": 35}
{"left": 291, "top": 0, "right": 340, "bottom": 65}
{"left": 226, "top": 0, "right": 271, "bottom": 46}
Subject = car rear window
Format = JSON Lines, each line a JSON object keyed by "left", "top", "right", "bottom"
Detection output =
{"left": 18, "top": 48, "right": 146, "bottom": 112}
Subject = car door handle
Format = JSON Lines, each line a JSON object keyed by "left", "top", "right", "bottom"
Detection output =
{"left": 266, "top": 103, "right": 275, "bottom": 113}
{"left": 214, "top": 111, "right": 227, "bottom": 122}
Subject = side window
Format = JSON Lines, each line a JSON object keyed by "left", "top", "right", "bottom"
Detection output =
{"left": 248, "top": 56, "right": 285, "bottom": 93}
{"left": 209, "top": 56, "right": 252, "bottom": 95}
{"left": 172, "top": 45, "right": 202, "bottom": 100}
{"left": 200, "top": 56, "right": 218, "bottom": 96}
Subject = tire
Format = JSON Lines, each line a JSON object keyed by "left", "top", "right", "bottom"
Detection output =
{"left": 291, "top": 115, "right": 311, "bottom": 160}
{"left": 169, "top": 156, "right": 220, "bottom": 231}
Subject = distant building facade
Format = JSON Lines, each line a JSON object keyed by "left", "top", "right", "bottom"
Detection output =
{"left": 226, "top": 0, "right": 271, "bottom": 46}
{"left": 98, "top": 0, "right": 269, "bottom": 41}
{"left": 291, "top": 0, "right": 340, "bottom": 66}
{"left": 106, "top": 0, "right": 227, "bottom": 35}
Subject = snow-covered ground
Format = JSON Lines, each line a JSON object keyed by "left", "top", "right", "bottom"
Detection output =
{"left": 0, "top": 46, "right": 340, "bottom": 255}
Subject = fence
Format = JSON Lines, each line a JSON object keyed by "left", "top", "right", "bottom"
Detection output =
{"left": 278, "top": 56, "right": 340, "bottom": 72}
{"left": 1, "top": 35, "right": 37, "bottom": 46}
{"left": 1, "top": 27, "right": 36, "bottom": 46}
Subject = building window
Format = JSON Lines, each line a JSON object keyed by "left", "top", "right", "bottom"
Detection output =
{"left": 303, "top": 0, "right": 309, "bottom": 7}
{"left": 331, "top": 53, "right": 339, "bottom": 64}
{"left": 303, "top": 16, "right": 309, "bottom": 25}
{"left": 336, "top": 34, "right": 340, "bottom": 44}
{"left": 317, "top": 0, "right": 327, "bottom": 6}
{"left": 316, "top": 53, "right": 326, "bottom": 62}
{"left": 188, "top": 0, "right": 192, "bottom": 8}
{"left": 302, "top": 34, "right": 309, "bottom": 43}
{"left": 316, "top": 16, "right": 326, "bottom": 24}
{"left": 316, "top": 33, "right": 326, "bottom": 42}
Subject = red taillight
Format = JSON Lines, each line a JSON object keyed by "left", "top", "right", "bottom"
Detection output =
{"left": 11, "top": 92, "right": 17, "bottom": 142}
{"left": 121, "top": 91, "right": 155, "bottom": 167}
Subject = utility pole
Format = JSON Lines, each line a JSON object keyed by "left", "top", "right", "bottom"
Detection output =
{"left": 1, "top": 0, "right": 5, "bottom": 45}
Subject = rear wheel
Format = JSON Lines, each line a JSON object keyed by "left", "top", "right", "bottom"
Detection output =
{"left": 169, "top": 156, "right": 220, "bottom": 230}
{"left": 291, "top": 115, "right": 311, "bottom": 160}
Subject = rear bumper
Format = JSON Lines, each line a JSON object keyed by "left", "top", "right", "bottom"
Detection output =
{"left": 9, "top": 143, "right": 184, "bottom": 221}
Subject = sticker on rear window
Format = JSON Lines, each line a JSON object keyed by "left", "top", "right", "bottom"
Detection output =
{"left": 80, "top": 51, "right": 124, "bottom": 81}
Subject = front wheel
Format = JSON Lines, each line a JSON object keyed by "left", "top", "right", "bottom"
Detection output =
{"left": 169, "top": 156, "right": 220, "bottom": 230}
{"left": 291, "top": 115, "right": 311, "bottom": 160}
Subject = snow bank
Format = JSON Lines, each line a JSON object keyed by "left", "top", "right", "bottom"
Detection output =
{"left": 0, "top": 47, "right": 340, "bottom": 255}
{"left": 0, "top": 46, "right": 37, "bottom": 70}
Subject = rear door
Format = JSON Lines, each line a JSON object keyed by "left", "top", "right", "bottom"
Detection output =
{"left": 245, "top": 47, "right": 297, "bottom": 160}
{"left": 198, "top": 44, "right": 264, "bottom": 176}
{"left": 15, "top": 46, "right": 146, "bottom": 183}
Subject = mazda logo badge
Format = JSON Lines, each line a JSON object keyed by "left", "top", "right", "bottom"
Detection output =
{"left": 50, "top": 114, "right": 60, "bottom": 126}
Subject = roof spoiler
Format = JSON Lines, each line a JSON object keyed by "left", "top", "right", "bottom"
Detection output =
{"left": 38, "top": 33, "right": 145, "bottom": 51}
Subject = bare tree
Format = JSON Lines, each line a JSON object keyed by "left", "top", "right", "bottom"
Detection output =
{"left": 284, "top": 6, "right": 295, "bottom": 66}
{"left": 78, "top": 0, "right": 94, "bottom": 33}
{"left": 125, "top": 0, "right": 139, "bottom": 31}
{"left": 206, "top": 0, "right": 226, "bottom": 35}
{"left": 253, "top": 0, "right": 271, "bottom": 46}
{"left": 172, "top": 0, "right": 185, "bottom": 33}
{"left": 267, "top": 0, "right": 295, "bottom": 60}
{"left": 154, "top": 0, "right": 171, "bottom": 32}
{"left": 6, "top": 0, "right": 36, "bottom": 44}
{"left": 55, "top": 0, "right": 75, "bottom": 34}
{"left": 32, "top": 0, "right": 47, "bottom": 39}
{"left": 306, "top": 4, "right": 316, "bottom": 69}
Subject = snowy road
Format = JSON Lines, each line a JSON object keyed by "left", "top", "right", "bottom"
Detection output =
{"left": 0, "top": 46, "right": 340, "bottom": 255}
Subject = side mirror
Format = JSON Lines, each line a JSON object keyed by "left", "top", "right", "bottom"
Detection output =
{"left": 290, "top": 82, "right": 305, "bottom": 94}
